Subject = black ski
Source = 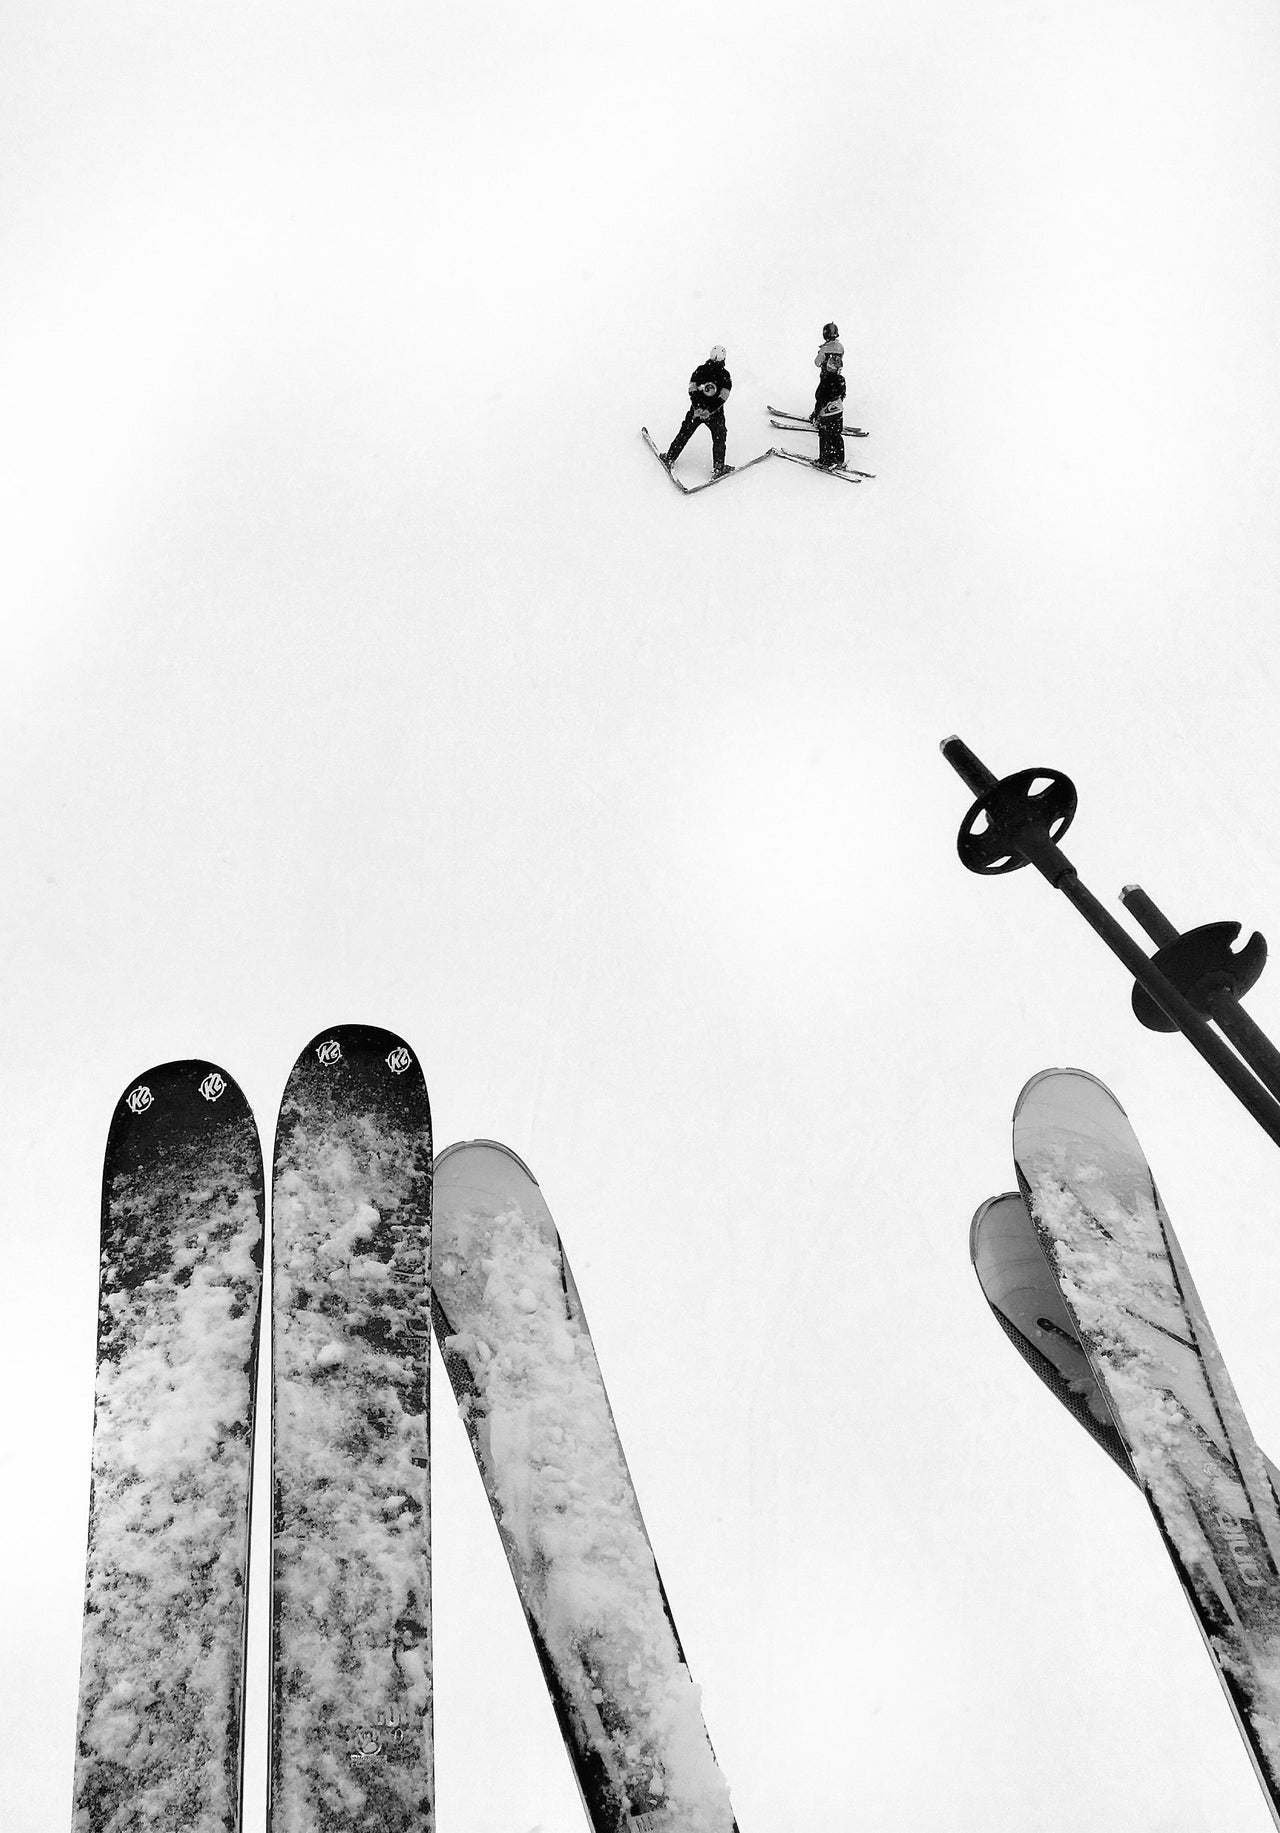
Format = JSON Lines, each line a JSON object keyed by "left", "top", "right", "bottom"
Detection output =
{"left": 775, "top": 449, "right": 874, "bottom": 482}
{"left": 73, "top": 1060, "right": 264, "bottom": 1833}
{"left": 432, "top": 1140, "right": 738, "bottom": 1833}
{"left": 766, "top": 405, "right": 868, "bottom": 434}
{"left": 641, "top": 426, "right": 773, "bottom": 492}
{"left": 269, "top": 1025, "right": 434, "bottom": 1833}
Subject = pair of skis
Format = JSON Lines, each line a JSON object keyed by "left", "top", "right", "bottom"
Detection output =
{"left": 73, "top": 1028, "right": 433, "bottom": 1833}
{"left": 766, "top": 405, "right": 869, "bottom": 436}
{"left": 977, "top": 1067, "right": 1280, "bottom": 1826}
{"left": 767, "top": 407, "right": 875, "bottom": 483}
{"left": 641, "top": 415, "right": 875, "bottom": 493}
{"left": 639, "top": 427, "right": 772, "bottom": 495}
{"left": 73, "top": 1030, "right": 735, "bottom": 1833}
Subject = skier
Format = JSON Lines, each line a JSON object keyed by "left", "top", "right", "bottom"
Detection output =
{"left": 813, "top": 348, "right": 846, "bottom": 470}
{"left": 663, "top": 346, "right": 734, "bottom": 477}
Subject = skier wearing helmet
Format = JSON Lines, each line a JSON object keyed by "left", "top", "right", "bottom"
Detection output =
{"left": 809, "top": 321, "right": 845, "bottom": 421}
{"left": 662, "top": 345, "right": 734, "bottom": 477}
{"left": 813, "top": 348, "right": 847, "bottom": 471}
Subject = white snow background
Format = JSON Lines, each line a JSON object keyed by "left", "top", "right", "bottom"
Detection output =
{"left": 4, "top": 2, "right": 1280, "bottom": 1830}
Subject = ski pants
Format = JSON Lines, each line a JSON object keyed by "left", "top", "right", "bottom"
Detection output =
{"left": 817, "top": 413, "right": 845, "bottom": 470}
{"left": 668, "top": 406, "right": 727, "bottom": 468}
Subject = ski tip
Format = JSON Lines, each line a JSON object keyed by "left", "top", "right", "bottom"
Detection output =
{"left": 107, "top": 1059, "right": 258, "bottom": 1165}
{"left": 280, "top": 1024, "right": 431, "bottom": 1123}
{"left": 289, "top": 1021, "right": 424, "bottom": 1067}
{"left": 113, "top": 1056, "right": 244, "bottom": 1110}
{"left": 968, "top": 1189, "right": 1025, "bottom": 1268}
{"left": 434, "top": 1137, "right": 539, "bottom": 1184}
{"left": 1013, "top": 1065, "right": 1122, "bottom": 1113}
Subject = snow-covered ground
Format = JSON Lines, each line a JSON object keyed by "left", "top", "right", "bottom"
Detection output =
{"left": 7, "top": 4, "right": 1280, "bottom": 1831}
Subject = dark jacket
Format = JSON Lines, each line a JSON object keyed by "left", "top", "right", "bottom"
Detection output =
{"left": 814, "top": 366, "right": 846, "bottom": 420}
{"left": 688, "top": 360, "right": 731, "bottom": 412}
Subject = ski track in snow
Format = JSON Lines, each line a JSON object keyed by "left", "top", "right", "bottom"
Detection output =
{"left": 272, "top": 1104, "right": 433, "bottom": 1833}
{"left": 73, "top": 1135, "right": 262, "bottom": 1833}
{"left": 435, "top": 1192, "right": 735, "bottom": 1833}
{"left": 1024, "top": 1146, "right": 1280, "bottom": 1775}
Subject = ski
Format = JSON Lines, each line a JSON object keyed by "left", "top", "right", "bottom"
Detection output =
{"left": 269, "top": 1025, "right": 434, "bottom": 1833}
{"left": 766, "top": 405, "right": 868, "bottom": 434}
{"left": 970, "top": 1188, "right": 1280, "bottom": 1492}
{"left": 73, "top": 1060, "right": 264, "bottom": 1833}
{"left": 641, "top": 426, "right": 773, "bottom": 492}
{"left": 432, "top": 1140, "right": 738, "bottom": 1833}
{"left": 970, "top": 1190, "right": 1136, "bottom": 1478}
{"left": 1005, "top": 1066, "right": 1280, "bottom": 1825}
{"left": 776, "top": 449, "right": 874, "bottom": 482}
{"left": 770, "top": 420, "right": 867, "bottom": 437}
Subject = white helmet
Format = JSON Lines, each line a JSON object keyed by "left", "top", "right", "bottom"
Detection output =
{"left": 710, "top": 344, "right": 726, "bottom": 363}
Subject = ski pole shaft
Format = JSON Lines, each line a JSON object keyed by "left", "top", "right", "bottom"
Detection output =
{"left": 1121, "top": 885, "right": 1280, "bottom": 1106}
{"left": 1119, "top": 885, "right": 1179, "bottom": 949}
{"left": 940, "top": 735, "right": 996, "bottom": 796}
{"left": 941, "top": 738, "right": 1280, "bottom": 1150}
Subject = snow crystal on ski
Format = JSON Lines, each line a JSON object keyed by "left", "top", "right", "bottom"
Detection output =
{"left": 434, "top": 1168, "right": 734, "bottom": 1833}
{"left": 271, "top": 1080, "right": 432, "bottom": 1833}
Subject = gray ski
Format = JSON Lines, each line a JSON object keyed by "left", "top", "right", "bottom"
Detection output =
{"left": 73, "top": 1060, "right": 264, "bottom": 1833}
{"left": 1007, "top": 1066, "right": 1280, "bottom": 1825}
{"left": 432, "top": 1140, "right": 738, "bottom": 1833}
{"left": 971, "top": 1187, "right": 1280, "bottom": 1492}
{"left": 269, "top": 1025, "right": 433, "bottom": 1833}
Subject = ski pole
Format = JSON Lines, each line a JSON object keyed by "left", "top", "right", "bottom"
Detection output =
{"left": 940, "top": 736, "right": 1280, "bottom": 1151}
{"left": 1118, "top": 885, "right": 1280, "bottom": 1105}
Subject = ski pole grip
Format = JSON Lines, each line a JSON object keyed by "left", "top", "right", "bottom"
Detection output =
{"left": 940, "top": 735, "right": 998, "bottom": 796}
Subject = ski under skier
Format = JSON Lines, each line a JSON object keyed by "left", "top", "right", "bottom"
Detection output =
{"left": 813, "top": 348, "right": 847, "bottom": 470}
{"left": 662, "top": 345, "right": 734, "bottom": 477}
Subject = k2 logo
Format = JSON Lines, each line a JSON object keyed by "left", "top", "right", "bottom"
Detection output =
{"left": 386, "top": 1047, "right": 413, "bottom": 1076}
{"left": 316, "top": 1039, "right": 343, "bottom": 1067}
{"left": 126, "top": 1084, "right": 153, "bottom": 1115}
{"left": 199, "top": 1072, "right": 227, "bottom": 1103}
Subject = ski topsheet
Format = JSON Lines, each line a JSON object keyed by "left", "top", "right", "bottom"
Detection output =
{"left": 431, "top": 1140, "right": 737, "bottom": 1833}
{"left": 1008, "top": 1066, "right": 1280, "bottom": 1823}
{"left": 970, "top": 1190, "right": 1135, "bottom": 1477}
{"left": 73, "top": 1061, "right": 264, "bottom": 1833}
{"left": 971, "top": 1189, "right": 1280, "bottom": 1492}
{"left": 269, "top": 1026, "right": 433, "bottom": 1833}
